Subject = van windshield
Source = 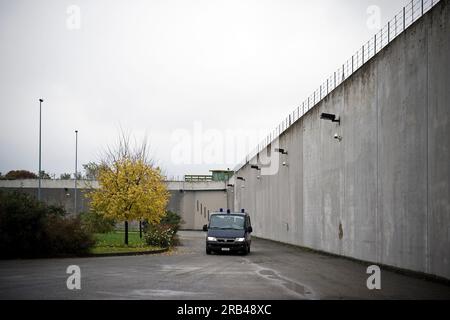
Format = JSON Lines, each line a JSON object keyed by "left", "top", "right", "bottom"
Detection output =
{"left": 209, "top": 215, "right": 245, "bottom": 230}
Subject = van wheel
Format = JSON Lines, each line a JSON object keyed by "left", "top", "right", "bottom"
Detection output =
{"left": 206, "top": 248, "right": 212, "bottom": 255}
{"left": 247, "top": 245, "right": 251, "bottom": 254}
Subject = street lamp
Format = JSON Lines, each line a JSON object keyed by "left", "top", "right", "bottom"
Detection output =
{"left": 38, "top": 98, "right": 43, "bottom": 201}
{"left": 74, "top": 130, "right": 78, "bottom": 214}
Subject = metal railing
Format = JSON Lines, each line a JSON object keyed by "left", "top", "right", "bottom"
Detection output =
{"left": 164, "top": 175, "right": 185, "bottom": 181}
{"left": 184, "top": 174, "right": 213, "bottom": 182}
{"left": 234, "top": 0, "right": 439, "bottom": 172}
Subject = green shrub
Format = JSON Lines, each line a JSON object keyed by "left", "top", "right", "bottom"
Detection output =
{"left": 142, "top": 211, "right": 182, "bottom": 247}
{"left": 42, "top": 215, "right": 94, "bottom": 255}
{"left": 159, "top": 211, "right": 183, "bottom": 233}
{"left": 80, "top": 210, "right": 116, "bottom": 234}
{"left": 143, "top": 224, "right": 176, "bottom": 247}
{"left": 0, "top": 190, "right": 94, "bottom": 258}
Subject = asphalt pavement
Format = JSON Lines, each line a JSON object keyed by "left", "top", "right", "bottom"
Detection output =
{"left": 0, "top": 231, "right": 449, "bottom": 299}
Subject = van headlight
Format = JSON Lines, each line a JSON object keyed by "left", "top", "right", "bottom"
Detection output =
{"left": 207, "top": 237, "right": 217, "bottom": 241}
{"left": 235, "top": 238, "right": 245, "bottom": 242}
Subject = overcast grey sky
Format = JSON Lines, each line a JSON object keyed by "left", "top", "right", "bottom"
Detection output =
{"left": 0, "top": 0, "right": 404, "bottom": 178}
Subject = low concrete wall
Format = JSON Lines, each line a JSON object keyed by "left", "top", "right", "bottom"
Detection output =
{"left": 172, "top": 189, "right": 228, "bottom": 229}
{"left": 0, "top": 179, "right": 227, "bottom": 230}
{"left": 233, "top": 1, "right": 450, "bottom": 280}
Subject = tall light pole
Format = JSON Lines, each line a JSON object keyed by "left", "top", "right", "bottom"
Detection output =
{"left": 74, "top": 130, "right": 78, "bottom": 214}
{"left": 38, "top": 99, "right": 43, "bottom": 201}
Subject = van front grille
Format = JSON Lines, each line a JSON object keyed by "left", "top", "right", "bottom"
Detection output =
{"left": 217, "top": 238, "right": 235, "bottom": 243}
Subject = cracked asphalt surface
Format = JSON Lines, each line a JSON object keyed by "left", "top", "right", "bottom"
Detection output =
{"left": 1, "top": 231, "right": 449, "bottom": 299}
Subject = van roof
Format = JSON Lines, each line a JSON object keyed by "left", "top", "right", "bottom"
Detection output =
{"left": 210, "top": 211, "right": 248, "bottom": 216}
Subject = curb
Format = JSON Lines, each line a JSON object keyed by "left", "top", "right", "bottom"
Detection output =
{"left": 81, "top": 247, "right": 169, "bottom": 258}
{"left": 0, "top": 247, "right": 170, "bottom": 260}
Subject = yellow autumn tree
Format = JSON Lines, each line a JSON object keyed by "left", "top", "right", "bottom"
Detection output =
{"left": 89, "top": 133, "right": 169, "bottom": 245}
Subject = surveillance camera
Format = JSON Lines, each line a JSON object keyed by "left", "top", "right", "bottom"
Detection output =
{"left": 282, "top": 161, "right": 288, "bottom": 167}
{"left": 256, "top": 175, "right": 261, "bottom": 179}
{"left": 334, "top": 133, "right": 342, "bottom": 141}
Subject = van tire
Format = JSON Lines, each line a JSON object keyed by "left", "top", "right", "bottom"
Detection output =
{"left": 206, "top": 248, "right": 212, "bottom": 255}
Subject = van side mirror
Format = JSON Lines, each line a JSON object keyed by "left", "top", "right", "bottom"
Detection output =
{"left": 247, "top": 226, "right": 253, "bottom": 233}
{"left": 202, "top": 224, "right": 208, "bottom": 232}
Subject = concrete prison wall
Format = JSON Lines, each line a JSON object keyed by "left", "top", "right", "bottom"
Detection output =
{"left": 233, "top": 1, "right": 450, "bottom": 280}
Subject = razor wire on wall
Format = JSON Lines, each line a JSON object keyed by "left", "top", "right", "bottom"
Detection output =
{"left": 234, "top": 0, "right": 439, "bottom": 172}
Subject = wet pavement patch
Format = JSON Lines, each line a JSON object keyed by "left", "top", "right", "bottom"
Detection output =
{"left": 257, "top": 268, "right": 315, "bottom": 299}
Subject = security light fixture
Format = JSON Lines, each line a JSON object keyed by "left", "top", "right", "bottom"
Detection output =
{"left": 251, "top": 165, "right": 260, "bottom": 170}
{"left": 334, "top": 133, "right": 343, "bottom": 142}
{"left": 320, "top": 113, "right": 340, "bottom": 124}
{"left": 227, "top": 184, "right": 234, "bottom": 187}
{"left": 275, "top": 148, "right": 288, "bottom": 155}
{"left": 237, "top": 176, "right": 245, "bottom": 181}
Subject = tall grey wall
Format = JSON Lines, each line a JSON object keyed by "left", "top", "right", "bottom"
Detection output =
{"left": 233, "top": 1, "right": 450, "bottom": 280}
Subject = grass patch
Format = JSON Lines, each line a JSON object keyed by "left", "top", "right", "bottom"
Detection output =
{"left": 95, "top": 231, "right": 146, "bottom": 247}
{"left": 91, "top": 231, "right": 163, "bottom": 255}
